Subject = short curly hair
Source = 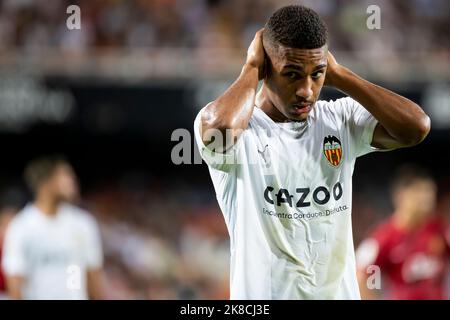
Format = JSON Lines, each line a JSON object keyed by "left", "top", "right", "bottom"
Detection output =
{"left": 264, "top": 5, "right": 328, "bottom": 50}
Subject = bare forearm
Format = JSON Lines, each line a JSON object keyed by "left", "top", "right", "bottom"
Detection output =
{"left": 6, "top": 276, "right": 24, "bottom": 300}
{"left": 331, "top": 66, "right": 430, "bottom": 145}
{"left": 357, "top": 271, "right": 379, "bottom": 300}
{"left": 200, "top": 29, "right": 265, "bottom": 149}
{"left": 87, "top": 269, "right": 104, "bottom": 300}
{"left": 202, "top": 64, "right": 259, "bottom": 132}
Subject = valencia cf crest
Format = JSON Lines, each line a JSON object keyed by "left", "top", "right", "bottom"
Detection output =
{"left": 323, "top": 135, "right": 343, "bottom": 167}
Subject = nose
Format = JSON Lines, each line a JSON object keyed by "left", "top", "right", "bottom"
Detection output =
{"left": 295, "top": 77, "right": 313, "bottom": 100}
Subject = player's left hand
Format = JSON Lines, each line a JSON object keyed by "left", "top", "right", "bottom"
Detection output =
{"left": 324, "top": 51, "right": 340, "bottom": 87}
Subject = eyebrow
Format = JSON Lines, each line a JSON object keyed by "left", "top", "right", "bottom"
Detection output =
{"left": 283, "top": 64, "right": 327, "bottom": 71}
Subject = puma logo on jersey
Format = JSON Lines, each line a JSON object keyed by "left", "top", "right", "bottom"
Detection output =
{"left": 257, "top": 144, "right": 270, "bottom": 164}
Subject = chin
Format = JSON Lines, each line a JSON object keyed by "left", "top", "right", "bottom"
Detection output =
{"left": 60, "top": 194, "right": 79, "bottom": 204}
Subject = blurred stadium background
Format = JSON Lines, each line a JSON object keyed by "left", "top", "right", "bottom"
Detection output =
{"left": 0, "top": 0, "right": 449, "bottom": 299}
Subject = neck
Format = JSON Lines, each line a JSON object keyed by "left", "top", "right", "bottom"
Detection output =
{"left": 256, "top": 85, "right": 289, "bottom": 122}
{"left": 393, "top": 209, "right": 423, "bottom": 231}
{"left": 34, "top": 193, "right": 60, "bottom": 217}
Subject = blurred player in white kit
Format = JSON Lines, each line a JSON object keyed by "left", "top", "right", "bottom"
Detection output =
{"left": 2, "top": 155, "right": 104, "bottom": 299}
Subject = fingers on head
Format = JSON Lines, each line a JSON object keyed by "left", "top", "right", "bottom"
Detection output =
{"left": 256, "top": 28, "right": 264, "bottom": 37}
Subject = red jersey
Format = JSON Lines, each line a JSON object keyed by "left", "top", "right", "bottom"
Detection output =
{"left": 0, "top": 248, "right": 5, "bottom": 292}
{"left": 356, "top": 216, "right": 450, "bottom": 299}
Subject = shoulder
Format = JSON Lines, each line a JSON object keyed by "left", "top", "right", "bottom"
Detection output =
{"left": 313, "top": 97, "right": 359, "bottom": 120}
{"left": 249, "top": 106, "right": 272, "bottom": 125}
{"left": 360, "top": 219, "right": 396, "bottom": 247}
{"left": 371, "top": 218, "right": 397, "bottom": 243}
{"left": 60, "top": 203, "right": 98, "bottom": 229}
{"left": 424, "top": 216, "right": 449, "bottom": 234}
{"left": 318, "top": 97, "right": 358, "bottom": 109}
{"left": 7, "top": 205, "right": 37, "bottom": 231}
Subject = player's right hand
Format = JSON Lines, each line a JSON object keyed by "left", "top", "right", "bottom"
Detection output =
{"left": 246, "top": 28, "right": 266, "bottom": 80}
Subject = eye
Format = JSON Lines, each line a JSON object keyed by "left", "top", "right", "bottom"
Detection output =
{"left": 312, "top": 71, "right": 324, "bottom": 79}
{"left": 285, "top": 72, "right": 299, "bottom": 80}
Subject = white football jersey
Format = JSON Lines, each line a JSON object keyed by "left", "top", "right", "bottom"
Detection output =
{"left": 194, "top": 97, "right": 382, "bottom": 299}
{"left": 2, "top": 203, "right": 103, "bottom": 300}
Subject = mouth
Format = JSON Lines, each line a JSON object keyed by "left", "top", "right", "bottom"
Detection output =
{"left": 292, "top": 104, "right": 312, "bottom": 115}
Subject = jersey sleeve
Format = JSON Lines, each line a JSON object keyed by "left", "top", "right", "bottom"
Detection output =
{"left": 193, "top": 106, "right": 246, "bottom": 173}
{"left": 83, "top": 216, "right": 103, "bottom": 270}
{"left": 336, "top": 97, "right": 381, "bottom": 157}
{"left": 1, "top": 219, "right": 27, "bottom": 276}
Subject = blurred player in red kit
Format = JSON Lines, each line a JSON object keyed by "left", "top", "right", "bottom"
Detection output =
{"left": 0, "top": 205, "right": 17, "bottom": 299}
{"left": 356, "top": 165, "right": 450, "bottom": 299}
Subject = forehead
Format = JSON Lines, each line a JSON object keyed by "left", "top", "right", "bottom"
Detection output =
{"left": 272, "top": 45, "right": 327, "bottom": 68}
{"left": 54, "top": 163, "right": 74, "bottom": 175}
{"left": 401, "top": 178, "right": 436, "bottom": 191}
{"left": 412, "top": 179, "right": 436, "bottom": 189}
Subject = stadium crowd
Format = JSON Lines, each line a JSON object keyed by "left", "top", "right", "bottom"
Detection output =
{"left": 0, "top": 0, "right": 448, "bottom": 55}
